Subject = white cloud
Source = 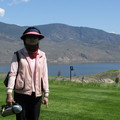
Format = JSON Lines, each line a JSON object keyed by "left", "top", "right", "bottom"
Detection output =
{"left": 110, "top": 32, "right": 117, "bottom": 34}
{"left": 22, "top": 0, "right": 30, "bottom": 2}
{"left": 0, "top": 8, "right": 5, "bottom": 17}
{"left": 111, "top": 32, "right": 116, "bottom": 34}
{"left": 8, "top": 0, "right": 30, "bottom": 6}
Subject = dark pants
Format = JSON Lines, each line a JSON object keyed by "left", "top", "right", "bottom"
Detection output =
{"left": 14, "top": 92, "right": 42, "bottom": 120}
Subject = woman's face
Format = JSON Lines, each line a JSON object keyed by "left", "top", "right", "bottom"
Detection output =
{"left": 25, "top": 35, "right": 39, "bottom": 45}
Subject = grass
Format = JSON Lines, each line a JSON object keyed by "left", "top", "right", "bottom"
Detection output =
{"left": 0, "top": 77, "right": 120, "bottom": 120}
{"left": 106, "top": 69, "right": 119, "bottom": 73}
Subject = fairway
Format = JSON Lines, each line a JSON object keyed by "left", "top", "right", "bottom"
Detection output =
{"left": 0, "top": 78, "right": 120, "bottom": 120}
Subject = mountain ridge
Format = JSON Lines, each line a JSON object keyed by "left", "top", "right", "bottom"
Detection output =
{"left": 0, "top": 22, "right": 120, "bottom": 64}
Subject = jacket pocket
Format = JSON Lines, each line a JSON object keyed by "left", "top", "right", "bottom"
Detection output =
{"left": 15, "top": 73, "right": 25, "bottom": 90}
{"left": 24, "top": 79, "right": 32, "bottom": 91}
{"left": 15, "top": 79, "right": 24, "bottom": 90}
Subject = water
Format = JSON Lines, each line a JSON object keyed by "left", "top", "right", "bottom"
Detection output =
{"left": 0, "top": 63, "right": 120, "bottom": 76}
{"left": 48, "top": 63, "right": 120, "bottom": 76}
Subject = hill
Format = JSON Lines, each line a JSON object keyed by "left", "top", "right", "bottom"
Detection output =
{"left": 0, "top": 22, "right": 120, "bottom": 64}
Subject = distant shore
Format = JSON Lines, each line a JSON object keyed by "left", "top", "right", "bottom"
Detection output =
{"left": 50, "top": 70, "right": 120, "bottom": 83}
{"left": 1, "top": 61, "right": 120, "bottom": 65}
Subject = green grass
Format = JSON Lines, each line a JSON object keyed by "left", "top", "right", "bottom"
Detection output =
{"left": 0, "top": 78, "right": 120, "bottom": 120}
{"left": 106, "top": 69, "right": 119, "bottom": 73}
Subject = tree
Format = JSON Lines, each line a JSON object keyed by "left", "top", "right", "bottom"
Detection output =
{"left": 115, "top": 77, "right": 119, "bottom": 84}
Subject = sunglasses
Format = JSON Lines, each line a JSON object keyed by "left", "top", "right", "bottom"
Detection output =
{"left": 25, "top": 35, "right": 40, "bottom": 39}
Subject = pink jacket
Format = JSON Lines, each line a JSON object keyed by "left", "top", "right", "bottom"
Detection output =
{"left": 8, "top": 48, "right": 49, "bottom": 97}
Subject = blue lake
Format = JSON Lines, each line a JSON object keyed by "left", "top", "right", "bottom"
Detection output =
{"left": 0, "top": 63, "right": 120, "bottom": 76}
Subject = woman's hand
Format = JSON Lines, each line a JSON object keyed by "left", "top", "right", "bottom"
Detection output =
{"left": 6, "top": 93, "right": 15, "bottom": 106}
{"left": 42, "top": 97, "right": 48, "bottom": 108}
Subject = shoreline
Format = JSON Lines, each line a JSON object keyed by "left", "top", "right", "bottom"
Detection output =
{"left": 1, "top": 61, "right": 120, "bottom": 65}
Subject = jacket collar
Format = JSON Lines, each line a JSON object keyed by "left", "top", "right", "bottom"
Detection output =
{"left": 21, "top": 47, "right": 43, "bottom": 58}
{"left": 20, "top": 48, "right": 43, "bottom": 73}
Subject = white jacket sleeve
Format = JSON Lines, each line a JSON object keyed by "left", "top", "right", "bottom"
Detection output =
{"left": 7, "top": 53, "right": 18, "bottom": 93}
{"left": 42, "top": 54, "right": 49, "bottom": 97}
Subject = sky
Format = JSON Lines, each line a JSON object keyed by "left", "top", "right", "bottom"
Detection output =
{"left": 0, "top": 0, "right": 120, "bottom": 34}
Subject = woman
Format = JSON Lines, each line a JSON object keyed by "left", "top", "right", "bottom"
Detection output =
{"left": 6, "top": 27, "right": 49, "bottom": 120}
